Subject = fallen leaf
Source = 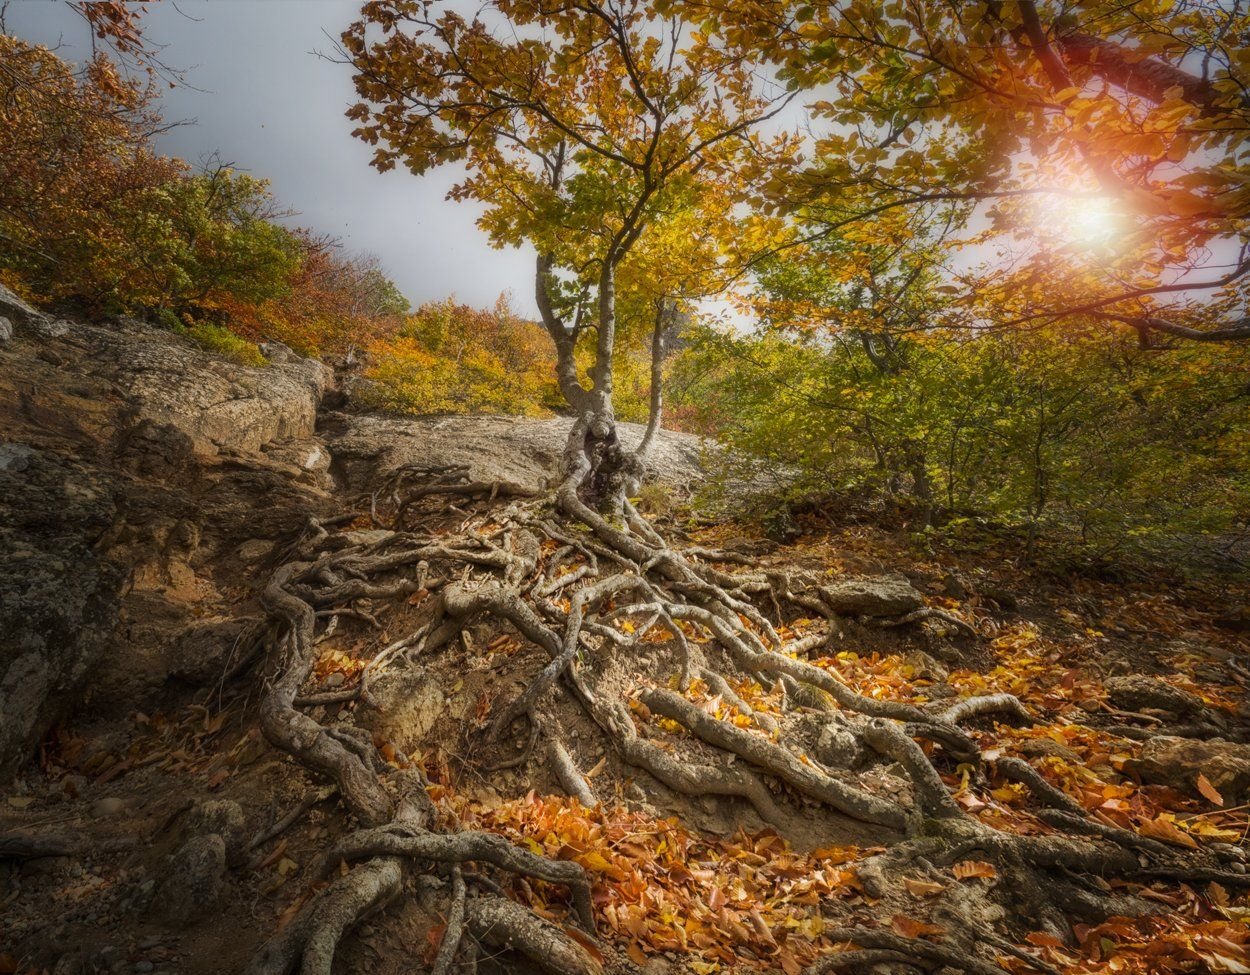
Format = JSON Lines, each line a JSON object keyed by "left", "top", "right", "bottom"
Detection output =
{"left": 904, "top": 877, "right": 946, "bottom": 897}
{"left": 1198, "top": 772, "right": 1225, "bottom": 806}
{"left": 891, "top": 915, "right": 944, "bottom": 939}
{"left": 1138, "top": 815, "right": 1199, "bottom": 849}
{"left": 952, "top": 860, "right": 997, "bottom": 880}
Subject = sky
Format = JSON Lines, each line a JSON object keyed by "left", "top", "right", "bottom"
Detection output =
{"left": 6, "top": 0, "right": 537, "bottom": 313}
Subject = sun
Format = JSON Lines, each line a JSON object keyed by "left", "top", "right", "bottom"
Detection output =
{"left": 1064, "top": 195, "right": 1121, "bottom": 248}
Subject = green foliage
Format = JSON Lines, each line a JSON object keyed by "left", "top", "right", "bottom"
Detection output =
{"left": 183, "top": 322, "right": 266, "bottom": 367}
{"left": 676, "top": 323, "right": 1250, "bottom": 553}
{"left": 88, "top": 167, "right": 302, "bottom": 317}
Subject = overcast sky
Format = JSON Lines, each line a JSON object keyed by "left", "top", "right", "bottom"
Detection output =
{"left": 7, "top": 0, "right": 536, "bottom": 313}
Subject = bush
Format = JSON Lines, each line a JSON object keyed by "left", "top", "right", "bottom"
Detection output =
{"left": 185, "top": 323, "right": 266, "bottom": 367}
{"left": 362, "top": 297, "right": 558, "bottom": 416}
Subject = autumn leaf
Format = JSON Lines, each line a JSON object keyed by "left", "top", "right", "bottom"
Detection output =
{"left": 1198, "top": 773, "right": 1225, "bottom": 807}
{"left": 891, "top": 915, "right": 945, "bottom": 939}
{"left": 904, "top": 877, "right": 946, "bottom": 897}
{"left": 1138, "top": 815, "right": 1199, "bottom": 849}
{"left": 952, "top": 861, "right": 997, "bottom": 881}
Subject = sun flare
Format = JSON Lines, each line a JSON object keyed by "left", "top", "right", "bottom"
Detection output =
{"left": 1037, "top": 192, "right": 1123, "bottom": 251}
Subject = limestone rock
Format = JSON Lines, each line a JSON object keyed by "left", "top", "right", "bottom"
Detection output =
{"left": 320, "top": 409, "right": 706, "bottom": 495}
{"left": 0, "top": 283, "right": 46, "bottom": 328}
{"left": 168, "top": 618, "right": 255, "bottom": 686}
{"left": 1137, "top": 737, "right": 1250, "bottom": 801}
{"left": 819, "top": 573, "right": 925, "bottom": 617}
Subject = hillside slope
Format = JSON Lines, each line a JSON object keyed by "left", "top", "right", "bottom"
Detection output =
{"left": 2, "top": 293, "right": 1250, "bottom": 975}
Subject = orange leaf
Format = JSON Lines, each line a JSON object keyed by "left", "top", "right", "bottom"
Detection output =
{"left": 1138, "top": 815, "right": 1199, "bottom": 849}
{"left": 1197, "top": 772, "right": 1225, "bottom": 807}
{"left": 904, "top": 877, "right": 946, "bottom": 897}
{"left": 952, "top": 860, "right": 997, "bottom": 880}
{"left": 892, "top": 915, "right": 944, "bottom": 939}
{"left": 562, "top": 925, "right": 605, "bottom": 969}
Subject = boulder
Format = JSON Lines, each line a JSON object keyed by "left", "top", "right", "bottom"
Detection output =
{"left": 320, "top": 409, "right": 706, "bottom": 495}
{"left": 184, "top": 799, "right": 247, "bottom": 866}
{"left": 1137, "top": 736, "right": 1250, "bottom": 801}
{"left": 0, "top": 283, "right": 45, "bottom": 329}
{"left": 0, "top": 317, "right": 12, "bottom": 344}
{"left": 819, "top": 573, "right": 925, "bottom": 617}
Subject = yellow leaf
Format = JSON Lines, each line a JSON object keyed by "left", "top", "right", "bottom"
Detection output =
{"left": 1138, "top": 815, "right": 1199, "bottom": 849}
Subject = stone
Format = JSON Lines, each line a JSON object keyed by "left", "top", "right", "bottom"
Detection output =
{"left": 0, "top": 283, "right": 46, "bottom": 328}
{"left": 1105, "top": 675, "right": 1205, "bottom": 716}
{"left": 941, "top": 572, "right": 970, "bottom": 600}
{"left": 1137, "top": 737, "right": 1250, "bottom": 801}
{"left": 1215, "top": 606, "right": 1250, "bottom": 633}
{"left": 818, "top": 573, "right": 925, "bottom": 617}
{"left": 168, "top": 617, "right": 254, "bottom": 686}
{"left": 321, "top": 408, "right": 707, "bottom": 496}
{"left": 184, "top": 799, "right": 247, "bottom": 866}
{"left": 981, "top": 587, "right": 1019, "bottom": 611}
{"left": 151, "top": 834, "right": 226, "bottom": 927}
{"left": 0, "top": 317, "right": 12, "bottom": 344}
{"left": 91, "top": 797, "right": 129, "bottom": 818}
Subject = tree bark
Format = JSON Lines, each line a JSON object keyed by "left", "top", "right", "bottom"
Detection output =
{"left": 636, "top": 298, "right": 672, "bottom": 461}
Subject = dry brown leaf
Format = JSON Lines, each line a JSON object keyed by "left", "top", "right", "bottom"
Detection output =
{"left": 952, "top": 860, "right": 997, "bottom": 880}
{"left": 1138, "top": 815, "right": 1199, "bottom": 849}
{"left": 904, "top": 877, "right": 946, "bottom": 897}
{"left": 1197, "top": 772, "right": 1225, "bottom": 807}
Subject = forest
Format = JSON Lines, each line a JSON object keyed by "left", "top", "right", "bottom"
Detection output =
{"left": 1, "top": 2, "right": 1249, "bottom": 975}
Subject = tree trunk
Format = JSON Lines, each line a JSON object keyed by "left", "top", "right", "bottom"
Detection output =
{"left": 636, "top": 298, "right": 671, "bottom": 462}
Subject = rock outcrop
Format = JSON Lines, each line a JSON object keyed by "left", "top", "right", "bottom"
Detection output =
{"left": 0, "top": 445, "right": 123, "bottom": 780}
{"left": 0, "top": 313, "right": 337, "bottom": 780}
{"left": 0, "top": 308, "right": 712, "bottom": 781}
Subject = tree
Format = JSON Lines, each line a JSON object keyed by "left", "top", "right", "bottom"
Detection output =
{"left": 701, "top": 0, "right": 1250, "bottom": 345}
{"left": 0, "top": 32, "right": 183, "bottom": 311}
{"left": 343, "top": 0, "right": 797, "bottom": 506}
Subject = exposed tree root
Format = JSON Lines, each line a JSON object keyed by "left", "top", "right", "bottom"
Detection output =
{"left": 239, "top": 411, "right": 1247, "bottom": 973}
